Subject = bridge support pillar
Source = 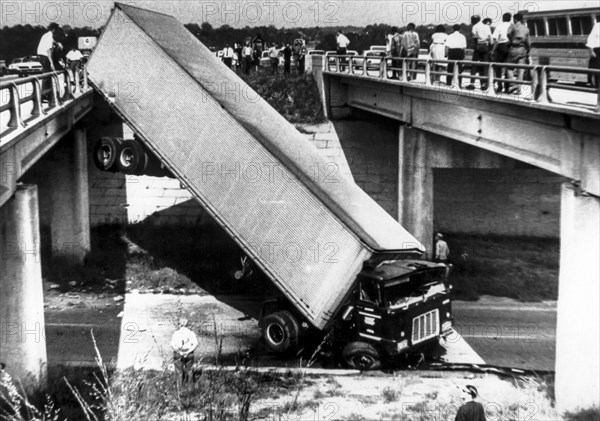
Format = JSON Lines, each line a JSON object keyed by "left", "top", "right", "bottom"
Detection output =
{"left": 48, "top": 127, "right": 91, "bottom": 263}
{"left": 555, "top": 184, "right": 600, "bottom": 413}
{"left": 0, "top": 184, "right": 47, "bottom": 390}
{"left": 398, "top": 126, "right": 433, "bottom": 255}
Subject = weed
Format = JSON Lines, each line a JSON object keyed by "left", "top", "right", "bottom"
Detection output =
{"left": 382, "top": 386, "right": 398, "bottom": 403}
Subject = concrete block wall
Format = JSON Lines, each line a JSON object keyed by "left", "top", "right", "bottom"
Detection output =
{"left": 434, "top": 168, "right": 562, "bottom": 237}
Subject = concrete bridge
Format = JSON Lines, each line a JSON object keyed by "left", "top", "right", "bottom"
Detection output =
{"left": 312, "top": 55, "right": 599, "bottom": 412}
{"left": 0, "top": 54, "right": 598, "bottom": 412}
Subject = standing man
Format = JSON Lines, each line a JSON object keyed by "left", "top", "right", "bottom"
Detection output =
{"left": 298, "top": 43, "right": 307, "bottom": 75}
{"left": 446, "top": 24, "right": 467, "bottom": 86}
{"left": 170, "top": 318, "right": 198, "bottom": 383}
{"left": 467, "top": 15, "right": 492, "bottom": 90}
{"left": 222, "top": 44, "right": 234, "bottom": 69}
{"left": 66, "top": 47, "right": 84, "bottom": 83}
{"left": 492, "top": 13, "right": 512, "bottom": 93}
{"left": 390, "top": 27, "right": 403, "bottom": 79}
{"left": 435, "top": 233, "right": 450, "bottom": 264}
{"left": 455, "top": 385, "right": 486, "bottom": 421}
{"left": 506, "top": 13, "right": 530, "bottom": 94}
{"left": 336, "top": 30, "right": 350, "bottom": 71}
{"left": 283, "top": 43, "right": 292, "bottom": 75}
{"left": 586, "top": 14, "right": 600, "bottom": 87}
{"left": 37, "top": 22, "right": 60, "bottom": 72}
{"left": 242, "top": 41, "right": 253, "bottom": 75}
{"left": 401, "top": 23, "right": 420, "bottom": 81}
{"left": 267, "top": 42, "right": 280, "bottom": 75}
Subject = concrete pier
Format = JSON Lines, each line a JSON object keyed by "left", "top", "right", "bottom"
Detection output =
{"left": 0, "top": 184, "right": 47, "bottom": 390}
{"left": 555, "top": 183, "right": 600, "bottom": 412}
{"left": 48, "top": 127, "right": 91, "bottom": 263}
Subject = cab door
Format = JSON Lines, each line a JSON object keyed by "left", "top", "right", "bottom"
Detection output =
{"left": 354, "top": 281, "right": 385, "bottom": 341}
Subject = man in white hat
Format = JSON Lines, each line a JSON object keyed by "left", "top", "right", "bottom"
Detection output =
{"left": 170, "top": 318, "right": 198, "bottom": 382}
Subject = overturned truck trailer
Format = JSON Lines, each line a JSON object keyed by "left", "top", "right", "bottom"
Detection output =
{"left": 88, "top": 3, "right": 453, "bottom": 369}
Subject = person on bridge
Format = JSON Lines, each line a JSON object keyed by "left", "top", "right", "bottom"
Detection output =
{"left": 336, "top": 30, "right": 351, "bottom": 72}
{"left": 446, "top": 25, "right": 467, "bottom": 86}
{"left": 435, "top": 233, "right": 450, "bottom": 264}
{"left": 283, "top": 43, "right": 292, "bottom": 75}
{"left": 586, "top": 14, "right": 600, "bottom": 87}
{"left": 401, "top": 23, "right": 420, "bottom": 81}
{"left": 222, "top": 44, "right": 234, "bottom": 69}
{"left": 390, "top": 27, "right": 403, "bottom": 79}
{"left": 267, "top": 43, "right": 280, "bottom": 75}
{"left": 429, "top": 25, "right": 448, "bottom": 84}
{"left": 506, "top": 13, "right": 531, "bottom": 95}
{"left": 467, "top": 15, "right": 492, "bottom": 91}
{"left": 491, "top": 13, "right": 512, "bottom": 93}
{"left": 456, "top": 385, "right": 487, "bottom": 421}
{"left": 37, "top": 22, "right": 61, "bottom": 72}
{"left": 170, "top": 318, "right": 198, "bottom": 383}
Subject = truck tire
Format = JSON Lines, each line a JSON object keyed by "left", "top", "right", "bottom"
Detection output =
{"left": 262, "top": 311, "right": 300, "bottom": 353}
{"left": 93, "top": 137, "right": 123, "bottom": 172}
{"left": 117, "top": 139, "right": 148, "bottom": 175}
{"left": 342, "top": 341, "right": 382, "bottom": 370}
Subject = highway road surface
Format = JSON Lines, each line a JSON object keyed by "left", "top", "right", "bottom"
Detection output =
{"left": 44, "top": 292, "right": 556, "bottom": 372}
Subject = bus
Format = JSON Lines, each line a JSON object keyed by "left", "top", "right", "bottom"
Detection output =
{"left": 524, "top": 7, "right": 599, "bottom": 83}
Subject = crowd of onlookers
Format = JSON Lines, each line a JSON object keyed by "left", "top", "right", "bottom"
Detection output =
{"left": 333, "top": 12, "right": 600, "bottom": 92}
{"left": 218, "top": 40, "right": 307, "bottom": 76}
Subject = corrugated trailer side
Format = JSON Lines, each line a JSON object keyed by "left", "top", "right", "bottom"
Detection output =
{"left": 87, "top": 4, "right": 423, "bottom": 330}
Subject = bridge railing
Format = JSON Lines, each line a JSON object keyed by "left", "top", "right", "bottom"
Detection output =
{"left": 0, "top": 67, "right": 90, "bottom": 137}
{"left": 324, "top": 55, "right": 600, "bottom": 113}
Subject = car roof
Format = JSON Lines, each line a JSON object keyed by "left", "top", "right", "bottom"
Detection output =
{"left": 360, "top": 260, "right": 446, "bottom": 282}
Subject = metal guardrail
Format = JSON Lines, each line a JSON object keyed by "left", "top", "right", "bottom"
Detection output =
{"left": 0, "top": 67, "right": 90, "bottom": 136}
{"left": 324, "top": 55, "right": 600, "bottom": 113}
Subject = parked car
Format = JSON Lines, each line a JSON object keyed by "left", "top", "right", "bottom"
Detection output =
{"left": 0, "top": 59, "right": 7, "bottom": 76}
{"left": 8, "top": 56, "right": 44, "bottom": 76}
{"left": 325, "top": 50, "right": 358, "bottom": 71}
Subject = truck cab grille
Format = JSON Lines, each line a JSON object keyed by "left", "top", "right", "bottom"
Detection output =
{"left": 412, "top": 309, "right": 439, "bottom": 344}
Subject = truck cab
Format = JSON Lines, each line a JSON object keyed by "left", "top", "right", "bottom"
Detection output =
{"left": 260, "top": 259, "right": 453, "bottom": 370}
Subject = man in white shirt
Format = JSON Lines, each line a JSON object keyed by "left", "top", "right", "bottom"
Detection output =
{"left": 492, "top": 12, "right": 513, "bottom": 92}
{"left": 222, "top": 44, "right": 234, "bottom": 68}
{"left": 587, "top": 15, "right": 600, "bottom": 87}
{"left": 435, "top": 233, "right": 450, "bottom": 263}
{"left": 37, "top": 22, "right": 60, "bottom": 71}
{"left": 445, "top": 24, "right": 467, "bottom": 86}
{"left": 170, "top": 318, "right": 198, "bottom": 382}
{"left": 467, "top": 15, "right": 492, "bottom": 90}
{"left": 336, "top": 30, "right": 350, "bottom": 71}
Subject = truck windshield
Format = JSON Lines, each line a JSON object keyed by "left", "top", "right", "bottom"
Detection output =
{"left": 382, "top": 269, "right": 445, "bottom": 308}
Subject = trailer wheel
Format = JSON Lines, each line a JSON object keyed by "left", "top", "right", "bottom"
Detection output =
{"left": 117, "top": 139, "right": 148, "bottom": 175}
{"left": 262, "top": 311, "right": 299, "bottom": 353}
{"left": 93, "top": 137, "right": 123, "bottom": 172}
{"left": 342, "top": 342, "right": 381, "bottom": 370}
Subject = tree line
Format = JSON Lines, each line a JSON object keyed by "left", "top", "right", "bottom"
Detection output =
{"left": 1, "top": 21, "right": 476, "bottom": 62}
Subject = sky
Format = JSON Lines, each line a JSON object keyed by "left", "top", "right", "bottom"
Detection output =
{"left": 1, "top": 0, "right": 598, "bottom": 29}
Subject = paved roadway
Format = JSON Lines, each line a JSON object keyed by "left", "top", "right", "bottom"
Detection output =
{"left": 44, "top": 293, "right": 556, "bottom": 371}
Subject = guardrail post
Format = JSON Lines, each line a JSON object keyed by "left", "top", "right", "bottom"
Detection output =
{"left": 61, "top": 71, "right": 73, "bottom": 101}
{"left": 49, "top": 74, "right": 60, "bottom": 107}
{"left": 486, "top": 63, "right": 495, "bottom": 95}
{"left": 425, "top": 60, "right": 432, "bottom": 86}
{"left": 530, "top": 66, "right": 539, "bottom": 101}
{"left": 74, "top": 67, "right": 81, "bottom": 95}
{"left": 595, "top": 79, "right": 600, "bottom": 113}
{"left": 335, "top": 56, "right": 340, "bottom": 73}
{"left": 380, "top": 58, "right": 387, "bottom": 79}
{"left": 537, "top": 66, "right": 550, "bottom": 105}
{"left": 82, "top": 66, "right": 89, "bottom": 90}
{"left": 363, "top": 57, "right": 368, "bottom": 76}
{"left": 31, "top": 77, "right": 45, "bottom": 117}
{"left": 8, "top": 83, "right": 25, "bottom": 128}
{"left": 452, "top": 61, "right": 460, "bottom": 88}
{"left": 401, "top": 58, "right": 407, "bottom": 81}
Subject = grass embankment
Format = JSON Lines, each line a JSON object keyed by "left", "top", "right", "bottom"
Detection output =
{"left": 240, "top": 69, "right": 326, "bottom": 124}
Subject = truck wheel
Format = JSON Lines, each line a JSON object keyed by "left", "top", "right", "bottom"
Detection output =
{"left": 342, "top": 342, "right": 382, "bottom": 370}
{"left": 92, "top": 137, "right": 122, "bottom": 172}
{"left": 117, "top": 139, "right": 148, "bottom": 175}
{"left": 262, "top": 311, "right": 299, "bottom": 353}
